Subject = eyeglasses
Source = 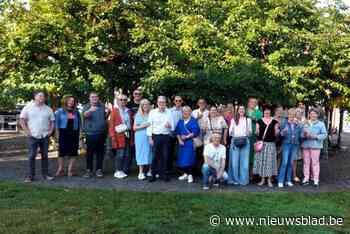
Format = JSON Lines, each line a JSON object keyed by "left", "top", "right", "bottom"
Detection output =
{"left": 119, "top": 99, "right": 127, "bottom": 101}
{"left": 175, "top": 100, "right": 182, "bottom": 102}
{"left": 134, "top": 93, "right": 141, "bottom": 96}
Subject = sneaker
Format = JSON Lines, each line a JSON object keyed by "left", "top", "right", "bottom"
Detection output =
{"left": 138, "top": 173, "right": 146, "bottom": 180}
{"left": 286, "top": 182, "right": 294, "bottom": 187}
{"left": 313, "top": 181, "right": 319, "bottom": 187}
{"left": 24, "top": 175, "right": 34, "bottom": 183}
{"left": 203, "top": 186, "right": 210, "bottom": 190}
{"left": 83, "top": 170, "right": 93, "bottom": 178}
{"left": 302, "top": 180, "right": 309, "bottom": 186}
{"left": 187, "top": 175, "right": 194, "bottom": 183}
{"left": 95, "top": 169, "right": 104, "bottom": 178}
{"left": 178, "top": 173, "right": 188, "bottom": 181}
{"left": 114, "top": 171, "right": 127, "bottom": 179}
{"left": 146, "top": 171, "right": 152, "bottom": 177}
{"left": 43, "top": 174, "right": 54, "bottom": 181}
{"left": 278, "top": 183, "right": 284, "bottom": 188}
{"left": 155, "top": 174, "right": 160, "bottom": 178}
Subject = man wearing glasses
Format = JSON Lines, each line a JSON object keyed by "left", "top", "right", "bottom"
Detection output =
{"left": 169, "top": 96, "right": 184, "bottom": 174}
{"left": 127, "top": 88, "right": 143, "bottom": 114}
{"left": 147, "top": 96, "right": 174, "bottom": 182}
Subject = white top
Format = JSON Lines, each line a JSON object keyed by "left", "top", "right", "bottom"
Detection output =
{"left": 146, "top": 108, "right": 174, "bottom": 136}
{"left": 229, "top": 117, "right": 252, "bottom": 137}
{"left": 192, "top": 109, "right": 209, "bottom": 120}
{"left": 203, "top": 116, "right": 228, "bottom": 144}
{"left": 203, "top": 143, "right": 226, "bottom": 170}
{"left": 20, "top": 102, "right": 55, "bottom": 139}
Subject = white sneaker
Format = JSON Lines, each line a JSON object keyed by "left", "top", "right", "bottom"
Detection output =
{"left": 138, "top": 173, "right": 146, "bottom": 180}
{"left": 114, "top": 171, "right": 127, "bottom": 179}
{"left": 278, "top": 183, "right": 284, "bottom": 188}
{"left": 203, "top": 186, "right": 210, "bottom": 190}
{"left": 286, "top": 182, "right": 294, "bottom": 187}
{"left": 187, "top": 175, "right": 194, "bottom": 183}
{"left": 146, "top": 171, "right": 152, "bottom": 177}
{"left": 155, "top": 174, "right": 160, "bottom": 178}
{"left": 178, "top": 173, "right": 188, "bottom": 181}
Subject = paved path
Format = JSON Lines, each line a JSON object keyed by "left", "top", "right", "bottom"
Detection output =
{"left": 0, "top": 133, "right": 349, "bottom": 193}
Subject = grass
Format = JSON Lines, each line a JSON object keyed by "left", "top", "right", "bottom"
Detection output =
{"left": 0, "top": 181, "right": 349, "bottom": 234}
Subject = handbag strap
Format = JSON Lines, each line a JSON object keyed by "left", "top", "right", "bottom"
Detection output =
{"left": 261, "top": 120, "right": 271, "bottom": 141}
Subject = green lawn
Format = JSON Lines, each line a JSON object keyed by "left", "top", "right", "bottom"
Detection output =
{"left": 0, "top": 181, "right": 349, "bottom": 234}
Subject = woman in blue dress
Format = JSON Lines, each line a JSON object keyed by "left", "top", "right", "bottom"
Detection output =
{"left": 176, "top": 106, "right": 200, "bottom": 183}
{"left": 133, "top": 99, "right": 153, "bottom": 180}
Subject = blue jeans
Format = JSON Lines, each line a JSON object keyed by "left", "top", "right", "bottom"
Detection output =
{"left": 27, "top": 136, "right": 49, "bottom": 177}
{"left": 115, "top": 141, "right": 130, "bottom": 173}
{"left": 228, "top": 138, "right": 250, "bottom": 185}
{"left": 278, "top": 143, "right": 299, "bottom": 184}
{"left": 202, "top": 164, "right": 217, "bottom": 186}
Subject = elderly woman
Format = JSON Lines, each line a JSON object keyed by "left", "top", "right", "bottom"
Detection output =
{"left": 203, "top": 106, "right": 228, "bottom": 146}
{"left": 109, "top": 94, "right": 132, "bottom": 179}
{"left": 253, "top": 106, "right": 280, "bottom": 187}
{"left": 133, "top": 99, "right": 153, "bottom": 180}
{"left": 301, "top": 109, "right": 327, "bottom": 187}
{"left": 176, "top": 106, "right": 200, "bottom": 183}
{"left": 277, "top": 108, "right": 302, "bottom": 188}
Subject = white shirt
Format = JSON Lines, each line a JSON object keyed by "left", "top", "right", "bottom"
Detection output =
{"left": 192, "top": 109, "right": 209, "bottom": 120}
{"left": 20, "top": 102, "right": 55, "bottom": 139}
{"left": 229, "top": 117, "right": 252, "bottom": 137}
{"left": 203, "top": 143, "right": 226, "bottom": 170}
{"left": 146, "top": 108, "right": 174, "bottom": 136}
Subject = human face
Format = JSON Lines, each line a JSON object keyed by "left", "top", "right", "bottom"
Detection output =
{"left": 174, "top": 97, "right": 183, "bottom": 107}
{"left": 212, "top": 134, "right": 221, "bottom": 146}
{"left": 309, "top": 111, "right": 318, "bottom": 121}
{"left": 34, "top": 92, "right": 45, "bottom": 105}
{"left": 142, "top": 102, "right": 150, "bottom": 113}
{"left": 157, "top": 98, "right": 167, "bottom": 110}
{"left": 67, "top": 97, "right": 75, "bottom": 108}
{"left": 197, "top": 99, "right": 206, "bottom": 110}
{"left": 263, "top": 109, "right": 271, "bottom": 118}
{"left": 288, "top": 111, "right": 296, "bottom": 122}
{"left": 248, "top": 98, "right": 257, "bottom": 109}
{"left": 118, "top": 96, "right": 128, "bottom": 107}
{"left": 275, "top": 107, "right": 283, "bottom": 118}
{"left": 209, "top": 107, "right": 218, "bottom": 118}
{"left": 133, "top": 90, "right": 142, "bottom": 102}
{"left": 238, "top": 106, "right": 245, "bottom": 117}
{"left": 182, "top": 109, "right": 191, "bottom": 119}
{"left": 89, "top": 93, "right": 99, "bottom": 106}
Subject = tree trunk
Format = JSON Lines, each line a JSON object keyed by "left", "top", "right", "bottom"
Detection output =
{"left": 337, "top": 108, "right": 344, "bottom": 147}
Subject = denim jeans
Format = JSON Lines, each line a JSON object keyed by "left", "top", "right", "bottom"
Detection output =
{"left": 115, "top": 141, "right": 130, "bottom": 173}
{"left": 278, "top": 143, "right": 299, "bottom": 184}
{"left": 201, "top": 164, "right": 217, "bottom": 186}
{"left": 228, "top": 138, "right": 250, "bottom": 185}
{"left": 27, "top": 136, "right": 49, "bottom": 177}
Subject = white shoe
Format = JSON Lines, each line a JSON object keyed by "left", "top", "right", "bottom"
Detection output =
{"left": 203, "top": 186, "right": 210, "bottom": 190}
{"left": 114, "top": 171, "right": 127, "bottom": 179}
{"left": 155, "top": 174, "right": 160, "bottom": 178}
{"left": 178, "top": 173, "right": 188, "bottom": 181}
{"left": 138, "top": 173, "right": 146, "bottom": 180}
{"left": 187, "top": 175, "right": 194, "bottom": 183}
{"left": 286, "top": 182, "right": 294, "bottom": 187}
{"left": 278, "top": 183, "right": 284, "bottom": 188}
{"left": 146, "top": 171, "right": 152, "bottom": 177}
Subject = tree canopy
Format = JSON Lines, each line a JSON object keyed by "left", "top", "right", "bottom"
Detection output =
{"left": 0, "top": 0, "right": 349, "bottom": 109}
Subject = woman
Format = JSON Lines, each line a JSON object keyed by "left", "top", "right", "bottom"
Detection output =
{"left": 253, "top": 107, "right": 280, "bottom": 187}
{"left": 203, "top": 106, "right": 228, "bottom": 146}
{"left": 109, "top": 94, "right": 132, "bottom": 179}
{"left": 176, "top": 106, "right": 200, "bottom": 183}
{"left": 133, "top": 99, "right": 153, "bottom": 180}
{"left": 55, "top": 95, "right": 81, "bottom": 177}
{"left": 293, "top": 109, "right": 306, "bottom": 183}
{"left": 277, "top": 108, "right": 302, "bottom": 188}
{"left": 228, "top": 105, "right": 252, "bottom": 185}
{"left": 301, "top": 109, "right": 327, "bottom": 187}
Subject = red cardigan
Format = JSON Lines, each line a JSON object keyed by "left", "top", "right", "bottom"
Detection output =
{"left": 109, "top": 107, "right": 126, "bottom": 149}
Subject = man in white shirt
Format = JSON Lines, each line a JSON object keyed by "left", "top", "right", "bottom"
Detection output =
{"left": 202, "top": 133, "right": 228, "bottom": 190}
{"left": 147, "top": 96, "right": 174, "bottom": 182}
{"left": 20, "top": 91, "right": 55, "bottom": 183}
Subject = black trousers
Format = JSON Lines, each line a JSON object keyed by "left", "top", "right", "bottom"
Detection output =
{"left": 86, "top": 133, "right": 105, "bottom": 171}
{"left": 152, "top": 134, "right": 170, "bottom": 178}
{"left": 168, "top": 136, "right": 177, "bottom": 173}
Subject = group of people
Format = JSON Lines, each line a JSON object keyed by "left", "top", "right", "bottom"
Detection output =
{"left": 19, "top": 90, "right": 327, "bottom": 190}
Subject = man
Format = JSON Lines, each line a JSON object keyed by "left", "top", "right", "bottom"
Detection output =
{"left": 127, "top": 88, "right": 143, "bottom": 114}
{"left": 20, "top": 91, "right": 55, "bottom": 183}
{"left": 147, "top": 96, "right": 174, "bottom": 182}
{"left": 82, "top": 92, "right": 107, "bottom": 178}
{"left": 169, "top": 95, "right": 183, "bottom": 173}
{"left": 201, "top": 133, "right": 228, "bottom": 190}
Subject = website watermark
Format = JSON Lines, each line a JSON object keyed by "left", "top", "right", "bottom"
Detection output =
{"left": 209, "top": 215, "right": 344, "bottom": 227}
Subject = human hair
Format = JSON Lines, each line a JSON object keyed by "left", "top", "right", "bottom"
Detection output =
{"left": 33, "top": 91, "right": 47, "bottom": 99}
{"left": 308, "top": 108, "right": 319, "bottom": 116}
{"left": 138, "top": 99, "right": 151, "bottom": 116}
{"left": 62, "top": 95, "right": 77, "bottom": 111}
{"left": 182, "top": 105, "right": 192, "bottom": 113}
{"left": 234, "top": 105, "right": 246, "bottom": 125}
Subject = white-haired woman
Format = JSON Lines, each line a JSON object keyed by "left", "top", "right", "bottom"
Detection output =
{"left": 133, "top": 99, "right": 153, "bottom": 180}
